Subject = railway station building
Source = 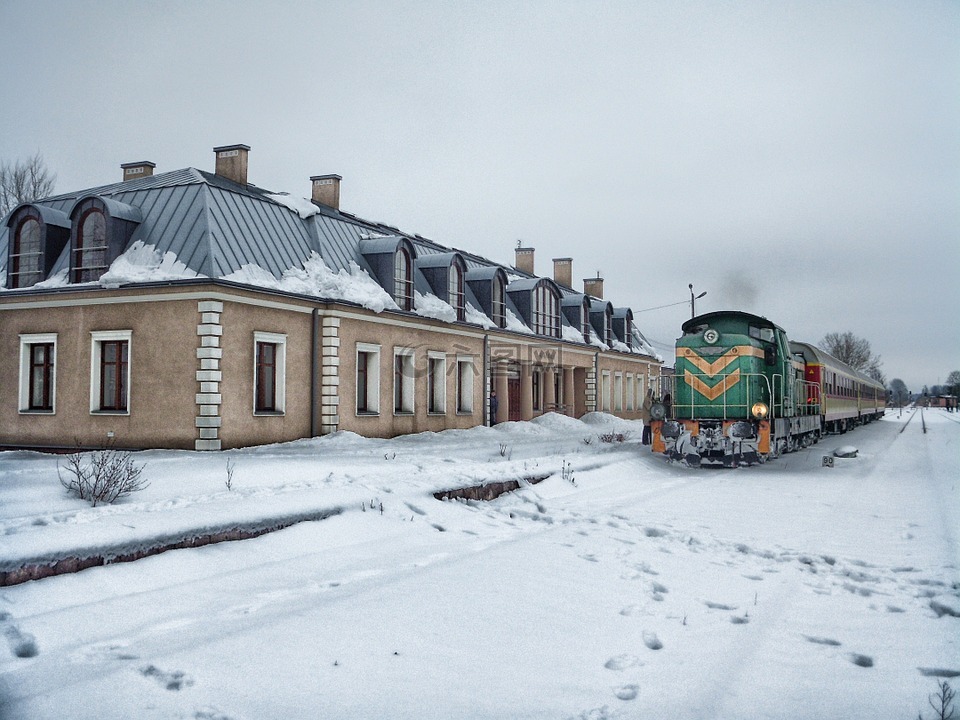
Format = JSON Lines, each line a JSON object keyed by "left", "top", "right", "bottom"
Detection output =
{"left": 0, "top": 145, "right": 661, "bottom": 451}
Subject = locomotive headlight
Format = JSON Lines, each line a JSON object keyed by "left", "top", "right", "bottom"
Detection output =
{"left": 751, "top": 402, "right": 769, "bottom": 419}
{"left": 650, "top": 402, "right": 666, "bottom": 420}
{"left": 703, "top": 328, "right": 720, "bottom": 344}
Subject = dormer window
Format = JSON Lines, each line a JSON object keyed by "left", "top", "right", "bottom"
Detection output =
{"left": 448, "top": 263, "right": 465, "bottom": 321}
{"left": 394, "top": 246, "right": 413, "bottom": 310}
{"left": 68, "top": 195, "right": 142, "bottom": 284}
{"left": 5, "top": 204, "right": 71, "bottom": 290}
{"left": 589, "top": 299, "right": 614, "bottom": 346}
{"left": 581, "top": 301, "right": 591, "bottom": 342}
{"left": 359, "top": 235, "right": 417, "bottom": 313}
{"left": 613, "top": 308, "right": 634, "bottom": 350}
{"left": 491, "top": 273, "right": 505, "bottom": 328}
{"left": 533, "top": 282, "right": 560, "bottom": 337}
{"left": 506, "top": 277, "right": 561, "bottom": 338}
{"left": 11, "top": 215, "right": 42, "bottom": 288}
{"left": 75, "top": 208, "right": 107, "bottom": 282}
{"left": 414, "top": 251, "right": 466, "bottom": 321}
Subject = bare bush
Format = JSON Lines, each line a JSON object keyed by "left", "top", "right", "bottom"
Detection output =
{"left": 598, "top": 432, "right": 628, "bottom": 444}
{"left": 918, "top": 681, "right": 956, "bottom": 720}
{"left": 58, "top": 446, "right": 149, "bottom": 506}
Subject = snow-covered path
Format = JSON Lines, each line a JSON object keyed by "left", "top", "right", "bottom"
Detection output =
{"left": 1, "top": 411, "right": 957, "bottom": 719}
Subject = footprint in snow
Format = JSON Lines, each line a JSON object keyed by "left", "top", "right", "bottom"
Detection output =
{"left": 140, "top": 664, "right": 195, "bottom": 690}
{"left": 642, "top": 631, "right": 663, "bottom": 650}
{"left": 847, "top": 653, "right": 874, "bottom": 668}
{"left": 614, "top": 683, "right": 639, "bottom": 700}
{"left": 604, "top": 654, "right": 642, "bottom": 671}
{"left": 918, "top": 667, "right": 960, "bottom": 678}
{"left": 704, "top": 601, "right": 737, "bottom": 611}
{"left": 803, "top": 635, "right": 841, "bottom": 646}
{"left": 1, "top": 613, "right": 38, "bottom": 659}
{"left": 404, "top": 502, "right": 426, "bottom": 516}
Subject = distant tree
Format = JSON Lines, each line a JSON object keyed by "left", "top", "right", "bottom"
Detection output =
{"left": 819, "top": 331, "right": 885, "bottom": 384}
{"left": 930, "top": 385, "right": 944, "bottom": 397}
{"left": 947, "top": 370, "right": 960, "bottom": 396}
{"left": 0, "top": 152, "right": 57, "bottom": 218}
{"left": 889, "top": 378, "right": 909, "bottom": 405}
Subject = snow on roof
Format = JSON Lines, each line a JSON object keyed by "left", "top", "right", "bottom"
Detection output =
{"left": 98, "top": 241, "right": 200, "bottom": 286}
{"left": 266, "top": 193, "right": 321, "bottom": 220}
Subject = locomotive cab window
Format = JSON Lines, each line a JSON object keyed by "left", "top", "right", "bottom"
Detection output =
{"left": 749, "top": 325, "right": 775, "bottom": 343}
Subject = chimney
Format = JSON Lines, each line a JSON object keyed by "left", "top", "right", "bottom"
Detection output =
{"left": 213, "top": 144, "right": 251, "bottom": 185}
{"left": 515, "top": 246, "right": 535, "bottom": 274}
{"left": 311, "top": 174, "right": 342, "bottom": 210}
{"left": 583, "top": 273, "right": 604, "bottom": 299}
{"left": 120, "top": 161, "right": 155, "bottom": 182}
{"left": 553, "top": 257, "right": 573, "bottom": 288}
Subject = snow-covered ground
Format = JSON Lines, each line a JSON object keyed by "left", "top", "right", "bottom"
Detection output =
{"left": 1, "top": 410, "right": 957, "bottom": 719}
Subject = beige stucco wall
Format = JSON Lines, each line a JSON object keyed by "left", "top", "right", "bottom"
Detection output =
{"left": 1, "top": 283, "right": 663, "bottom": 451}
{"left": 215, "top": 297, "right": 315, "bottom": 449}
{"left": 0, "top": 290, "right": 199, "bottom": 450}
{"left": 336, "top": 310, "right": 487, "bottom": 438}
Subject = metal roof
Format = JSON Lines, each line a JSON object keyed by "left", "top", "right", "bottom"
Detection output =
{"left": 0, "top": 165, "right": 655, "bottom": 353}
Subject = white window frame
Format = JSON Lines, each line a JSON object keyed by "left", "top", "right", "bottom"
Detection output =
{"left": 393, "top": 347, "right": 415, "bottom": 415}
{"left": 601, "top": 370, "right": 612, "bottom": 412}
{"left": 90, "top": 330, "right": 132, "bottom": 415}
{"left": 457, "top": 355, "right": 475, "bottom": 414}
{"left": 19, "top": 333, "right": 58, "bottom": 414}
{"left": 253, "top": 331, "right": 287, "bottom": 415}
{"left": 427, "top": 351, "right": 447, "bottom": 415}
{"left": 355, "top": 342, "right": 381, "bottom": 415}
{"left": 625, "top": 373, "right": 634, "bottom": 411}
{"left": 614, "top": 372, "right": 623, "bottom": 412}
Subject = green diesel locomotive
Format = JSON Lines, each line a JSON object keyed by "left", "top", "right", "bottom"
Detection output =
{"left": 650, "top": 311, "right": 884, "bottom": 466}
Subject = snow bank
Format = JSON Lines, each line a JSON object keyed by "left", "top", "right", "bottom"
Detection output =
{"left": 561, "top": 324, "right": 585, "bottom": 344}
{"left": 414, "top": 291, "right": 457, "bottom": 322}
{"left": 505, "top": 308, "right": 534, "bottom": 334}
{"left": 222, "top": 253, "right": 399, "bottom": 313}
{"left": 464, "top": 303, "right": 495, "bottom": 328}
{"left": 98, "top": 242, "right": 199, "bottom": 286}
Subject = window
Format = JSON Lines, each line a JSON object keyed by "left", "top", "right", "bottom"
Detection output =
{"left": 491, "top": 274, "right": 506, "bottom": 328}
{"left": 356, "top": 343, "right": 381, "bottom": 414}
{"left": 457, "top": 357, "right": 474, "bottom": 413}
{"left": 581, "top": 302, "right": 591, "bottom": 343}
{"left": 90, "top": 330, "right": 132, "bottom": 414}
{"left": 554, "top": 369, "right": 563, "bottom": 411}
{"left": 532, "top": 283, "right": 560, "bottom": 337}
{"left": 19, "top": 333, "right": 57, "bottom": 413}
{"left": 254, "top": 332, "right": 286, "bottom": 414}
{"left": 626, "top": 374, "right": 634, "bottom": 411}
{"left": 11, "top": 216, "right": 43, "bottom": 288}
{"left": 74, "top": 208, "right": 108, "bottom": 282}
{"left": 532, "top": 368, "right": 542, "bottom": 411}
{"left": 614, "top": 373, "right": 623, "bottom": 412}
{"left": 448, "top": 264, "right": 465, "bottom": 321}
{"left": 394, "top": 248, "right": 413, "bottom": 311}
{"left": 428, "top": 352, "right": 446, "bottom": 414}
{"left": 601, "top": 371, "right": 612, "bottom": 412}
{"left": 394, "top": 348, "right": 415, "bottom": 414}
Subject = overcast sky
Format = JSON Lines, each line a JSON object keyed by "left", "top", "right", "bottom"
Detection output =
{"left": 2, "top": 0, "right": 957, "bottom": 391}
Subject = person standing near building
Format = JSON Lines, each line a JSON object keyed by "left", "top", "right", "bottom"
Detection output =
{"left": 641, "top": 388, "right": 654, "bottom": 445}
{"left": 489, "top": 389, "right": 499, "bottom": 425}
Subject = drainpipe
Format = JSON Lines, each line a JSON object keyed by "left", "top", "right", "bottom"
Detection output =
{"left": 594, "top": 350, "right": 600, "bottom": 412}
{"left": 483, "top": 333, "right": 490, "bottom": 426}
{"left": 311, "top": 307, "right": 320, "bottom": 437}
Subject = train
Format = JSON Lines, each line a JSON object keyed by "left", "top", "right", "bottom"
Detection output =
{"left": 650, "top": 310, "right": 886, "bottom": 467}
